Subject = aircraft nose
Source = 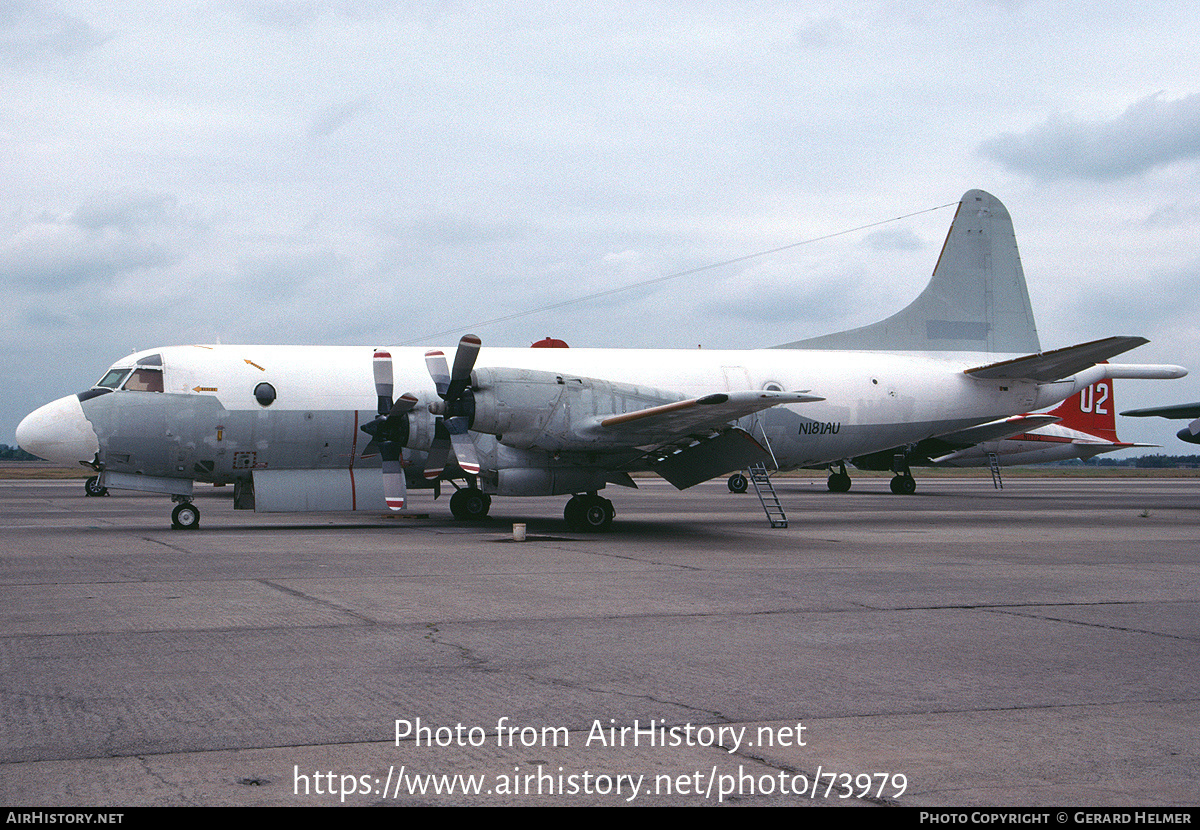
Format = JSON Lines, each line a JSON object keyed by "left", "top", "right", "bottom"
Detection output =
{"left": 16, "top": 395, "right": 100, "bottom": 467}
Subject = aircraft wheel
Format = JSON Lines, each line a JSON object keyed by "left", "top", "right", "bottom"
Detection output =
{"left": 565, "top": 495, "right": 613, "bottom": 532}
{"left": 727, "top": 473, "right": 748, "bottom": 493}
{"left": 450, "top": 488, "right": 491, "bottom": 521}
{"left": 85, "top": 475, "right": 109, "bottom": 497}
{"left": 171, "top": 502, "right": 200, "bottom": 530}
{"left": 889, "top": 475, "right": 917, "bottom": 495}
{"left": 827, "top": 472, "right": 852, "bottom": 493}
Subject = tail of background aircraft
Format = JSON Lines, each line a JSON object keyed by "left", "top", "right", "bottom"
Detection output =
{"left": 1049, "top": 379, "right": 1120, "bottom": 443}
{"left": 775, "top": 190, "right": 1041, "bottom": 354}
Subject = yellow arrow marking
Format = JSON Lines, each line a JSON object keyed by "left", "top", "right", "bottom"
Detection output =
{"left": 245, "top": 359, "right": 265, "bottom": 371}
{"left": 193, "top": 386, "right": 218, "bottom": 393}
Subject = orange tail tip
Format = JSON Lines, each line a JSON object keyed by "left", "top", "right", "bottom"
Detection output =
{"left": 1049, "top": 380, "right": 1119, "bottom": 442}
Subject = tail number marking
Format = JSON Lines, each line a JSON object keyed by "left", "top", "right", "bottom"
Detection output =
{"left": 1079, "top": 382, "right": 1110, "bottom": 415}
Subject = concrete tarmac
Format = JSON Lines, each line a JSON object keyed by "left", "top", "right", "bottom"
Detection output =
{"left": 1, "top": 475, "right": 1197, "bottom": 807}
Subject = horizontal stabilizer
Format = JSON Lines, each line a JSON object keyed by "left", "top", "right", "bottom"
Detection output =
{"left": 933, "top": 414, "right": 1061, "bottom": 447}
{"left": 649, "top": 428, "right": 773, "bottom": 490}
{"left": 965, "top": 337, "right": 1148, "bottom": 382}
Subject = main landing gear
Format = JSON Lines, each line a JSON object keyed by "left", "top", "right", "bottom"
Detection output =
{"left": 449, "top": 487, "right": 491, "bottom": 521}
{"left": 442, "top": 485, "right": 613, "bottom": 531}
{"left": 824, "top": 460, "right": 917, "bottom": 494}
{"left": 564, "top": 493, "right": 615, "bottom": 532}
{"left": 889, "top": 453, "right": 917, "bottom": 495}
{"left": 171, "top": 498, "right": 200, "bottom": 530}
{"left": 827, "top": 462, "right": 852, "bottom": 493}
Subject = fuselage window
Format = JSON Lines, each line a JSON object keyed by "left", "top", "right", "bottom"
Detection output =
{"left": 254, "top": 382, "right": 277, "bottom": 406}
{"left": 123, "top": 368, "right": 164, "bottom": 393}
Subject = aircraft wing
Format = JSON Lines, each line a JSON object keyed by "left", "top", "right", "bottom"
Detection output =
{"left": 850, "top": 414, "right": 1061, "bottom": 472}
{"left": 597, "top": 390, "right": 822, "bottom": 444}
{"left": 965, "top": 336, "right": 1148, "bottom": 382}
{"left": 930, "top": 414, "right": 1061, "bottom": 447}
{"left": 1121, "top": 402, "right": 1200, "bottom": 419}
{"left": 599, "top": 390, "right": 824, "bottom": 489}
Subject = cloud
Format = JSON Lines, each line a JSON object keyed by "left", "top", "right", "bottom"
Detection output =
{"left": 71, "top": 192, "right": 187, "bottom": 234}
{"left": 0, "top": 192, "right": 193, "bottom": 290}
{"left": 230, "top": 0, "right": 322, "bottom": 29}
{"left": 979, "top": 92, "right": 1200, "bottom": 180}
{"left": 0, "top": 0, "right": 110, "bottom": 64}
{"left": 309, "top": 96, "right": 373, "bottom": 139}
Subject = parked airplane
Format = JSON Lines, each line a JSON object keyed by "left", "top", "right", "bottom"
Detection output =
{"left": 16, "top": 190, "right": 1186, "bottom": 530}
{"left": 1121, "top": 402, "right": 1200, "bottom": 444}
{"left": 726, "top": 377, "right": 1162, "bottom": 494}
{"left": 926, "top": 378, "right": 1156, "bottom": 467}
{"left": 851, "top": 377, "right": 1160, "bottom": 488}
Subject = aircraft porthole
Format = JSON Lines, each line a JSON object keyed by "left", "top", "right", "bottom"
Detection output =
{"left": 763, "top": 382, "right": 783, "bottom": 391}
{"left": 254, "top": 382, "right": 277, "bottom": 407}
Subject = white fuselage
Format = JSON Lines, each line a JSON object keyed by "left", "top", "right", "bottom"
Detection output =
{"left": 16, "top": 342, "right": 1068, "bottom": 486}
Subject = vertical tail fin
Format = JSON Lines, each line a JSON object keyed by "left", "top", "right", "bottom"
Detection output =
{"left": 1049, "top": 379, "right": 1120, "bottom": 443}
{"left": 776, "top": 190, "right": 1041, "bottom": 354}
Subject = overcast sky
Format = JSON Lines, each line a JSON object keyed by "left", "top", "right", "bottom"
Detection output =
{"left": 5, "top": 1, "right": 1200, "bottom": 451}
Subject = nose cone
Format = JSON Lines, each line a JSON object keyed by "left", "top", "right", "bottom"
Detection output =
{"left": 16, "top": 395, "right": 100, "bottom": 466}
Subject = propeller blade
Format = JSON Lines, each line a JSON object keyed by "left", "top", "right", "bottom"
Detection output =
{"left": 373, "top": 350, "right": 394, "bottom": 416}
{"left": 425, "top": 349, "right": 451, "bottom": 398}
{"left": 424, "top": 420, "right": 450, "bottom": 480}
{"left": 446, "top": 334, "right": 481, "bottom": 401}
{"left": 380, "top": 441, "right": 406, "bottom": 510}
{"left": 424, "top": 335, "right": 482, "bottom": 479}
{"left": 387, "top": 392, "right": 418, "bottom": 421}
{"left": 446, "top": 415, "right": 481, "bottom": 475}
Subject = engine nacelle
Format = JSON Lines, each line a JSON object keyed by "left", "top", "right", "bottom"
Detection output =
{"left": 469, "top": 367, "right": 687, "bottom": 451}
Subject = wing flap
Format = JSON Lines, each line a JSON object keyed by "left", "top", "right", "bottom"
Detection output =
{"left": 647, "top": 428, "right": 773, "bottom": 490}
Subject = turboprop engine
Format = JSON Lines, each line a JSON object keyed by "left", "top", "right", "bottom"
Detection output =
{"left": 468, "top": 367, "right": 691, "bottom": 452}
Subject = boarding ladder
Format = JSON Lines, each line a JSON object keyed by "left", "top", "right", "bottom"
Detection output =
{"left": 747, "top": 463, "right": 788, "bottom": 528}
{"left": 987, "top": 452, "right": 1004, "bottom": 489}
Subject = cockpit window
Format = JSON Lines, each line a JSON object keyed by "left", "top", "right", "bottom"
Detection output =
{"left": 96, "top": 369, "right": 131, "bottom": 389}
{"left": 122, "top": 368, "right": 164, "bottom": 393}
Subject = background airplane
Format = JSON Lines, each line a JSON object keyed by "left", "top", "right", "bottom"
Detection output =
{"left": 729, "top": 378, "right": 1161, "bottom": 493}
{"left": 928, "top": 378, "right": 1155, "bottom": 469}
{"left": 16, "top": 191, "right": 1186, "bottom": 531}
{"left": 1121, "top": 402, "right": 1200, "bottom": 444}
